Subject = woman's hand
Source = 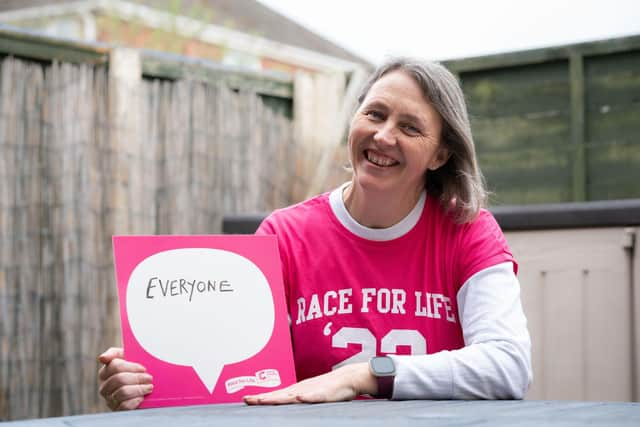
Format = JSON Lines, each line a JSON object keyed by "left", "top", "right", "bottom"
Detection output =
{"left": 243, "top": 362, "right": 377, "bottom": 405}
{"left": 97, "top": 347, "right": 154, "bottom": 411}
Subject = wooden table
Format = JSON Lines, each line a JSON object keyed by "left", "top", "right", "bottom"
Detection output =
{"left": 6, "top": 400, "right": 640, "bottom": 426}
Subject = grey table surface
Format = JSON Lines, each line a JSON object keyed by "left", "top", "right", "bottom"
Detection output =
{"left": 5, "top": 400, "right": 640, "bottom": 426}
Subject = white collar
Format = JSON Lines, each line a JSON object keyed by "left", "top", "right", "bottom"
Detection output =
{"left": 328, "top": 182, "right": 426, "bottom": 241}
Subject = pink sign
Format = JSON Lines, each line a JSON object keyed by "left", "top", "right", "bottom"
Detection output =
{"left": 112, "top": 235, "right": 296, "bottom": 408}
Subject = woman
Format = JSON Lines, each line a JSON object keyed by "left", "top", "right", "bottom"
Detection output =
{"left": 99, "top": 57, "right": 532, "bottom": 409}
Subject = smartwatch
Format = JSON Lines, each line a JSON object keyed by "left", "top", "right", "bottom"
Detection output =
{"left": 369, "top": 356, "right": 396, "bottom": 399}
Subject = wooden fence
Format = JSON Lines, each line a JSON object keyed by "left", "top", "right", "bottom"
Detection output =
{"left": 0, "top": 54, "right": 300, "bottom": 420}
{"left": 442, "top": 35, "right": 640, "bottom": 205}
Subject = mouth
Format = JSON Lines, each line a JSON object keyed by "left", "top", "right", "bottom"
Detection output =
{"left": 365, "top": 149, "right": 399, "bottom": 167}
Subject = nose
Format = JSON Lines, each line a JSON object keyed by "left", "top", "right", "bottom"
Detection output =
{"left": 373, "top": 122, "right": 397, "bottom": 146}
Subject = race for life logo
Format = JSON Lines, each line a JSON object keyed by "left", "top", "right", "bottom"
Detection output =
{"left": 225, "top": 369, "right": 281, "bottom": 394}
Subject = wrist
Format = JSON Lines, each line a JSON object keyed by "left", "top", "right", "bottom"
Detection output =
{"left": 341, "top": 362, "right": 378, "bottom": 396}
{"left": 368, "top": 356, "right": 396, "bottom": 399}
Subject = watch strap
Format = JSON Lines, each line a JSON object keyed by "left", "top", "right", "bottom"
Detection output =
{"left": 369, "top": 356, "right": 395, "bottom": 399}
{"left": 374, "top": 374, "right": 394, "bottom": 399}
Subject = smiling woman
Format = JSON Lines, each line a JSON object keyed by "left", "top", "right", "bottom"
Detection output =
{"left": 346, "top": 70, "right": 448, "bottom": 228}
{"left": 348, "top": 60, "right": 487, "bottom": 226}
{"left": 97, "top": 57, "right": 532, "bottom": 409}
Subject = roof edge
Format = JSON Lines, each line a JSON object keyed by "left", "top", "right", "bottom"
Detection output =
{"left": 0, "top": 0, "right": 368, "bottom": 74}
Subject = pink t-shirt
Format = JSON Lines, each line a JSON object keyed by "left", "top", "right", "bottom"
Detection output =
{"left": 257, "top": 191, "right": 516, "bottom": 381}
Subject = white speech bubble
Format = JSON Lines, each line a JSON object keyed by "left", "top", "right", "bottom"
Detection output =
{"left": 126, "top": 248, "right": 274, "bottom": 393}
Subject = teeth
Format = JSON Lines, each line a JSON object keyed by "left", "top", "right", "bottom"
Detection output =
{"left": 366, "top": 150, "right": 397, "bottom": 167}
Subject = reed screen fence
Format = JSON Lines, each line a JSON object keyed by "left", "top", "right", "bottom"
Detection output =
{"left": 0, "top": 55, "right": 304, "bottom": 420}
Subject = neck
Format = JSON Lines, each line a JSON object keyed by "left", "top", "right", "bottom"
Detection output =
{"left": 343, "top": 181, "right": 423, "bottom": 229}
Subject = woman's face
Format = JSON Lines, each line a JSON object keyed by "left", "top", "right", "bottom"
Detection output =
{"left": 348, "top": 70, "right": 448, "bottom": 199}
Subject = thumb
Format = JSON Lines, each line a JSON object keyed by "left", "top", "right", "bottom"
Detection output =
{"left": 98, "top": 347, "right": 124, "bottom": 364}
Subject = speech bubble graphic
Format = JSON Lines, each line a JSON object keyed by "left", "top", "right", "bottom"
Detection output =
{"left": 126, "top": 248, "right": 275, "bottom": 393}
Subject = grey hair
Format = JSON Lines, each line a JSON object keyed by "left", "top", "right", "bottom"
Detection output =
{"left": 356, "top": 57, "right": 487, "bottom": 223}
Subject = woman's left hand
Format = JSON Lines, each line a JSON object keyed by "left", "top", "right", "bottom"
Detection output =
{"left": 243, "top": 362, "right": 377, "bottom": 405}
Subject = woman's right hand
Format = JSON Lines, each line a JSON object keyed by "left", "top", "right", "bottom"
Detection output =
{"left": 98, "top": 347, "right": 154, "bottom": 410}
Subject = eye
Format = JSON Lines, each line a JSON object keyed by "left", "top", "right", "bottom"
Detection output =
{"left": 401, "top": 123, "right": 421, "bottom": 136}
{"left": 365, "top": 110, "right": 384, "bottom": 121}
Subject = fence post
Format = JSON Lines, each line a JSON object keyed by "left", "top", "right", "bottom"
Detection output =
{"left": 303, "top": 68, "right": 368, "bottom": 200}
{"left": 569, "top": 51, "right": 587, "bottom": 202}
{"left": 625, "top": 228, "right": 639, "bottom": 401}
{"left": 107, "top": 47, "right": 142, "bottom": 354}
{"left": 292, "top": 71, "right": 344, "bottom": 200}
{"left": 109, "top": 48, "right": 142, "bottom": 234}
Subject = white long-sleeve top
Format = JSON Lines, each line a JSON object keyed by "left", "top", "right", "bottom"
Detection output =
{"left": 389, "top": 261, "right": 532, "bottom": 399}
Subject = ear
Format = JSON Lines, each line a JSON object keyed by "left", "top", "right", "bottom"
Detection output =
{"left": 428, "top": 146, "right": 451, "bottom": 171}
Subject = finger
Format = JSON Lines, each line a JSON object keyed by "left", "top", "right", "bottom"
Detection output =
{"left": 106, "top": 396, "right": 118, "bottom": 411}
{"left": 106, "top": 390, "right": 149, "bottom": 412}
{"left": 294, "top": 391, "right": 325, "bottom": 404}
{"left": 99, "top": 358, "right": 147, "bottom": 381}
{"left": 243, "top": 390, "right": 301, "bottom": 405}
{"left": 243, "top": 395, "right": 268, "bottom": 405}
{"left": 242, "top": 396, "right": 255, "bottom": 405}
{"left": 98, "top": 364, "right": 107, "bottom": 383}
{"left": 98, "top": 347, "right": 124, "bottom": 365}
{"left": 243, "top": 394, "right": 262, "bottom": 405}
{"left": 99, "top": 372, "right": 153, "bottom": 400}
{"left": 116, "top": 397, "right": 145, "bottom": 411}
{"left": 111, "top": 383, "right": 154, "bottom": 406}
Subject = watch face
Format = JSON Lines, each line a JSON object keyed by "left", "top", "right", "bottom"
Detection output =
{"left": 371, "top": 356, "right": 395, "bottom": 376}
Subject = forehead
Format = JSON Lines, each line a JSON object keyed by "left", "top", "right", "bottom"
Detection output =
{"left": 363, "top": 70, "right": 429, "bottom": 105}
{"left": 362, "top": 70, "right": 435, "bottom": 117}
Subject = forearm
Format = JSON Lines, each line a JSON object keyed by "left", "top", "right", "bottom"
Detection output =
{"left": 390, "top": 339, "right": 531, "bottom": 399}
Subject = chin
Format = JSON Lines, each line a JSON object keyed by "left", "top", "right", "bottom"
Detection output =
{"left": 353, "top": 173, "right": 395, "bottom": 194}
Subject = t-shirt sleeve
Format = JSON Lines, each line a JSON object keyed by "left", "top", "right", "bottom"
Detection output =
{"left": 255, "top": 215, "right": 276, "bottom": 236}
{"left": 456, "top": 210, "right": 517, "bottom": 286}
